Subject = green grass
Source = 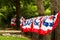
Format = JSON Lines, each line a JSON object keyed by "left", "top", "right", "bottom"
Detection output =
{"left": 0, "top": 36, "right": 29, "bottom": 40}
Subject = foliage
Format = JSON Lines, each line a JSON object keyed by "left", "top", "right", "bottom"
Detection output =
{"left": 0, "top": 0, "right": 51, "bottom": 28}
{"left": 20, "top": 0, "right": 38, "bottom": 19}
{"left": 43, "top": 0, "right": 50, "bottom": 10}
{"left": 45, "top": 7, "right": 51, "bottom": 15}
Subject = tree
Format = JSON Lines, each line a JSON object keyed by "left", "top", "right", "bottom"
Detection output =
{"left": 36, "top": 0, "right": 45, "bottom": 16}
{"left": 35, "top": 0, "right": 46, "bottom": 40}
{"left": 36, "top": 0, "right": 51, "bottom": 40}
{"left": 50, "top": 0, "right": 60, "bottom": 40}
{"left": 55, "top": 0, "right": 60, "bottom": 40}
{"left": 15, "top": 0, "right": 20, "bottom": 29}
{"left": 50, "top": 0, "right": 58, "bottom": 14}
{"left": 9, "top": 0, "right": 21, "bottom": 29}
{"left": 58, "top": 0, "right": 60, "bottom": 10}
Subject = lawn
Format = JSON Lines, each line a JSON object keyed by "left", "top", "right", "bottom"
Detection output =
{"left": 0, "top": 36, "right": 29, "bottom": 40}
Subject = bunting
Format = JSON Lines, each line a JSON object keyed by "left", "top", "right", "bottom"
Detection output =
{"left": 11, "top": 11, "right": 60, "bottom": 35}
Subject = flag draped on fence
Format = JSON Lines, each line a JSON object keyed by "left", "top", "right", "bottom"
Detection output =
{"left": 10, "top": 11, "right": 60, "bottom": 35}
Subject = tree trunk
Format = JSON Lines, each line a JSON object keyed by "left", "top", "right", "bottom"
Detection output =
{"left": 15, "top": 0, "right": 20, "bottom": 30}
{"left": 50, "top": 0, "right": 60, "bottom": 40}
{"left": 36, "top": 0, "right": 44, "bottom": 16}
{"left": 36, "top": 0, "right": 45, "bottom": 40}
{"left": 28, "top": 0, "right": 45, "bottom": 39}
{"left": 34, "top": 0, "right": 51, "bottom": 40}
{"left": 58, "top": 0, "right": 60, "bottom": 11}
{"left": 55, "top": 0, "right": 60, "bottom": 40}
{"left": 32, "top": 0, "right": 45, "bottom": 40}
{"left": 50, "top": 0, "right": 58, "bottom": 14}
